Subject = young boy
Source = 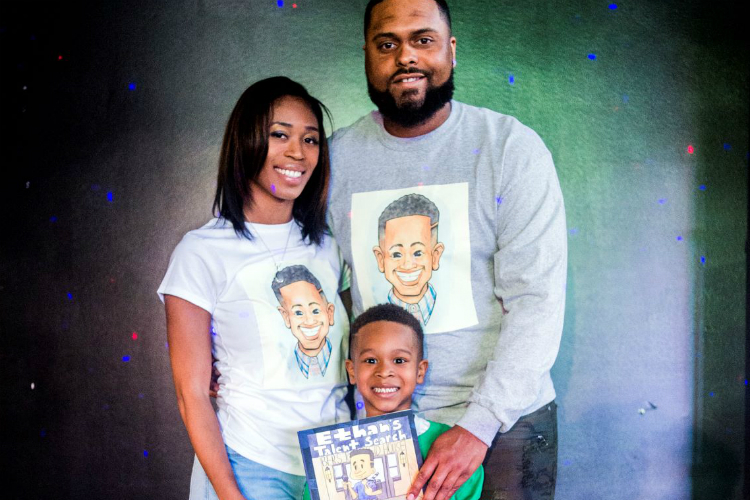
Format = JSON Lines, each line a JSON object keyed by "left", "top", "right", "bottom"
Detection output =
{"left": 303, "top": 303, "right": 483, "bottom": 500}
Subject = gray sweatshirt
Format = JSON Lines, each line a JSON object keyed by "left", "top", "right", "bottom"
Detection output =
{"left": 328, "top": 100, "right": 567, "bottom": 445}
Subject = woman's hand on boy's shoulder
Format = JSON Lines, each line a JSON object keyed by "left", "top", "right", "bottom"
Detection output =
{"left": 407, "top": 426, "right": 487, "bottom": 500}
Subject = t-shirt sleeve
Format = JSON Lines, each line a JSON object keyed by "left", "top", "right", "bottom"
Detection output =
{"left": 302, "top": 482, "right": 311, "bottom": 500}
{"left": 156, "top": 234, "right": 219, "bottom": 313}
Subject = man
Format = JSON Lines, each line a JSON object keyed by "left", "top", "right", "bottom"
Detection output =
{"left": 272, "top": 265, "right": 336, "bottom": 379}
{"left": 372, "top": 193, "right": 445, "bottom": 326}
{"left": 327, "top": 1, "right": 567, "bottom": 499}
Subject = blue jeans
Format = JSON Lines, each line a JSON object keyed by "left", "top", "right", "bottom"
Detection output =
{"left": 189, "top": 446, "right": 306, "bottom": 500}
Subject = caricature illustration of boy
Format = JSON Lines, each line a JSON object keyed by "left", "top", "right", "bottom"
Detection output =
{"left": 372, "top": 194, "right": 445, "bottom": 326}
{"left": 271, "top": 265, "right": 335, "bottom": 378}
{"left": 344, "top": 449, "right": 383, "bottom": 500}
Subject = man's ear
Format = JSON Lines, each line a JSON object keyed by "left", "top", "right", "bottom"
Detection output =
{"left": 416, "top": 359, "right": 429, "bottom": 385}
{"left": 277, "top": 306, "right": 291, "bottom": 328}
{"left": 431, "top": 242, "right": 445, "bottom": 270}
{"left": 327, "top": 302, "right": 335, "bottom": 326}
{"left": 345, "top": 359, "right": 356, "bottom": 385}
{"left": 372, "top": 246, "right": 386, "bottom": 273}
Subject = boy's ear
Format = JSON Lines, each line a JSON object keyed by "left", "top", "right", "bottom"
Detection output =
{"left": 345, "top": 359, "right": 356, "bottom": 385}
{"left": 416, "top": 359, "right": 428, "bottom": 384}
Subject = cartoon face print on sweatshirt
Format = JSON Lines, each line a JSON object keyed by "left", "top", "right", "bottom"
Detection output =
{"left": 351, "top": 183, "right": 478, "bottom": 334}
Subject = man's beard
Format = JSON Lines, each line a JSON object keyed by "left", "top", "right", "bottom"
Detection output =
{"left": 367, "top": 69, "right": 454, "bottom": 128}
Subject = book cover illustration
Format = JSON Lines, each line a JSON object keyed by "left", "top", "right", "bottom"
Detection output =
{"left": 298, "top": 410, "right": 423, "bottom": 500}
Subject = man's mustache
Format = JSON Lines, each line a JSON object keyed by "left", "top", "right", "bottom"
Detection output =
{"left": 390, "top": 68, "right": 430, "bottom": 82}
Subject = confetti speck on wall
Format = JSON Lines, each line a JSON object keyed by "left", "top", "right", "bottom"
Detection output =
{"left": 699, "top": 184, "right": 706, "bottom": 191}
{"left": 277, "top": 0, "right": 283, "bottom": 7}
{"left": 509, "top": 74, "right": 515, "bottom": 85}
{"left": 67, "top": 292, "right": 73, "bottom": 300}
{"left": 676, "top": 236, "right": 683, "bottom": 241}
{"left": 122, "top": 355, "right": 130, "bottom": 362}
{"left": 658, "top": 198, "right": 666, "bottom": 204}
{"left": 107, "top": 192, "right": 114, "bottom": 202}
{"left": 128, "top": 82, "right": 136, "bottom": 91}
{"left": 31, "top": 382, "right": 35, "bottom": 390}
{"left": 608, "top": 3, "right": 618, "bottom": 9}
{"left": 687, "top": 144, "right": 694, "bottom": 154}
{"left": 132, "top": 332, "right": 138, "bottom": 340}
{"left": 588, "top": 53, "right": 597, "bottom": 60}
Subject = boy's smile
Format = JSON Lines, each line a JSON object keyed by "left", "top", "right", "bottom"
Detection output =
{"left": 346, "top": 320, "right": 428, "bottom": 417}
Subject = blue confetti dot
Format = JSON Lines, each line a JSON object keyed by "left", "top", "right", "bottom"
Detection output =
{"left": 40, "top": 429, "right": 47, "bottom": 437}
{"left": 107, "top": 192, "right": 114, "bottom": 202}
{"left": 67, "top": 292, "right": 73, "bottom": 300}
{"left": 509, "top": 74, "right": 515, "bottom": 85}
{"left": 699, "top": 184, "right": 706, "bottom": 191}
{"left": 588, "top": 53, "right": 597, "bottom": 60}
{"left": 608, "top": 3, "right": 617, "bottom": 9}
{"left": 122, "top": 355, "right": 130, "bottom": 362}
{"left": 138, "top": 393, "right": 145, "bottom": 399}
{"left": 356, "top": 401, "right": 364, "bottom": 409}
{"left": 622, "top": 95, "right": 629, "bottom": 103}
{"left": 271, "top": 184, "right": 276, "bottom": 193}
{"left": 50, "top": 216, "right": 57, "bottom": 222}
{"left": 745, "top": 379, "right": 748, "bottom": 386}
{"left": 676, "top": 236, "right": 683, "bottom": 241}
{"left": 658, "top": 198, "right": 666, "bottom": 204}
{"left": 496, "top": 196, "right": 503, "bottom": 205}
{"left": 723, "top": 143, "right": 731, "bottom": 151}
{"left": 569, "top": 228, "right": 579, "bottom": 235}
{"left": 128, "top": 82, "right": 136, "bottom": 91}
{"left": 700, "top": 256, "right": 706, "bottom": 265}
{"left": 709, "top": 391, "right": 715, "bottom": 397}
{"left": 472, "top": 148, "right": 480, "bottom": 155}
{"left": 143, "top": 450, "right": 149, "bottom": 457}
{"left": 277, "top": 0, "right": 283, "bottom": 6}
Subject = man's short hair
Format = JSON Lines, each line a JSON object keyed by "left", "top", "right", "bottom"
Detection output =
{"left": 377, "top": 193, "right": 440, "bottom": 242}
{"left": 350, "top": 448, "right": 376, "bottom": 462}
{"left": 350, "top": 304, "right": 424, "bottom": 360}
{"left": 364, "top": 0, "right": 452, "bottom": 38}
{"left": 271, "top": 265, "right": 325, "bottom": 302}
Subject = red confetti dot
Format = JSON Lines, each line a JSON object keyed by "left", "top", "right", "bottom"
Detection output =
{"left": 687, "top": 145, "right": 694, "bottom": 154}
{"left": 293, "top": 3, "right": 297, "bottom": 7}
{"left": 132, "top": 332, "right": 138, "bottom": 340}
{"left": 58, "top": 55, "right": 63, "bottom": 60}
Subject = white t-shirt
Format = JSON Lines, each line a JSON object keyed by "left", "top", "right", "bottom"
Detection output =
{"left": 158, "top": 218, "right": 350, "bottom": 475}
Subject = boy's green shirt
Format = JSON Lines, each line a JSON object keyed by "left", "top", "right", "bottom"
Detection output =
{"left": 302, "top": 419, "right": 484, "bottom": 500}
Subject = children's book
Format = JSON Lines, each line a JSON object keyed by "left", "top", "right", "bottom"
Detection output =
{"left": 298, "top": 410, "right": 424, "bottom": 500}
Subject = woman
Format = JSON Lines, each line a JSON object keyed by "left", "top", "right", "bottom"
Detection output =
{"left": 158, "top": 77, "right": 350, "bottom": 500}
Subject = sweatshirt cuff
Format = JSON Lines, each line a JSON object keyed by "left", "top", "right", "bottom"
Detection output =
{"left": 456, "top": 403, "right": 503, "bottom": 447}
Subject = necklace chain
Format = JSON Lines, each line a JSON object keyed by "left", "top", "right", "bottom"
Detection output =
{"left": 249, "top": 221, "right": 295, "bottom": 278}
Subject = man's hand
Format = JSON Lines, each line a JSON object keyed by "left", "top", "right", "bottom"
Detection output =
{"left": 407, "top": 426, "right": 487, "bottom": 500}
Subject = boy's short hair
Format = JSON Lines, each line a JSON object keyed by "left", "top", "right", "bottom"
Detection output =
{"left": 350, "top": 304, "right": 424, "bottom": 360}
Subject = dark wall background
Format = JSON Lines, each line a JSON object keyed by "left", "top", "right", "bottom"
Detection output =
{"left": 0, "top": 1, "right": 746, "bottom": 498}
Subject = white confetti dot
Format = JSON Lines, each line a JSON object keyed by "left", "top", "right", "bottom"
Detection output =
{"left": 31, "top": 382, "right": 35, "bottom": 390}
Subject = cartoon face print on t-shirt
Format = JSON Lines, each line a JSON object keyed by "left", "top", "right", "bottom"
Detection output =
{"left": 271, "top": 265, "right": 336, "bottom": 378}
